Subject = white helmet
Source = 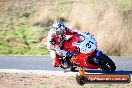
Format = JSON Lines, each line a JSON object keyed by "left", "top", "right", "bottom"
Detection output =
{"left": 52, "top": 21, "right": 66, "bottom": 30}
{"left": 52, "top": 21, "right": 66, "bottom": 36}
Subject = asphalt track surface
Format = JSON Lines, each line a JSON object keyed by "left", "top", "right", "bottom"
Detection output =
{"left": 0, "top": 56, "right": 132, "bottom": 75}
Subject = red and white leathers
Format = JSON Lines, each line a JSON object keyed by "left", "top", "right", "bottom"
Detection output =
{"left": 47, "top": 27, "right": 78, "bottom": 67}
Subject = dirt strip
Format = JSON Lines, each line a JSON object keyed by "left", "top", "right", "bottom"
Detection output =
{"left": 0, "top": 72, "right": 131, "bottom": 88}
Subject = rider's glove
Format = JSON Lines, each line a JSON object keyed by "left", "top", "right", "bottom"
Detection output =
{"left": 50, "top": 38, "right": 56, "bottom": 45}
{"left": 66, "top": 52, "right": 75, "bottom": 57}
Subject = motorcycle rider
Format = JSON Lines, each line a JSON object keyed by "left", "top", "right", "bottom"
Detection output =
{"left": 46, "top": 21, "right": 96, "bottom": 67}
{"left": 47, "top": 21, "right": 80, "bottom": 67}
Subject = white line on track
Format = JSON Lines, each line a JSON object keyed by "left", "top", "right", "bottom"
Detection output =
{"left": 0, "top": 69, "right": 78, "bottom": 77}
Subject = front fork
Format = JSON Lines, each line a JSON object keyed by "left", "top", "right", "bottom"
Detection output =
{"left": 92, "top": 49, "right": 103, "bottom": 64}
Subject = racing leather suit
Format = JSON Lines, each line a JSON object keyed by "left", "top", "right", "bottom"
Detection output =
{"left": 47, "top": 27, "right": 78, "bottom": 67}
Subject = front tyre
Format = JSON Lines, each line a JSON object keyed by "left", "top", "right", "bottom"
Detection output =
{"left": 60, "top": 64, "right": 77, "bottom": 72}
{"left": 69, "top": 67, "right": 77, "bottom": 71}
{"left": 98, "top": 54, "right": 116, "bottom": 73}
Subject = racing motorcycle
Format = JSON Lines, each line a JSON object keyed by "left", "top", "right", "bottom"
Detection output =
{"left": 52, "top": 32, "right": 116, "bottom": 73}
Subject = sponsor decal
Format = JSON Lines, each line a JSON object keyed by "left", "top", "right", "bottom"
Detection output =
{"left": 84, "top": 74, "right": 131, "bottom": 83}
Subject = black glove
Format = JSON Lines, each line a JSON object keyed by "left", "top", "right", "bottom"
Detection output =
{"left": 50, "top": 38, "right": 56, "bottom": 45}
{"left": 74, "top": 47, "right": 80, "bottom": 53}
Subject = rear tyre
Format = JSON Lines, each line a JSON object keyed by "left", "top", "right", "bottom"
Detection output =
{"left": 98, "top": 54, "right": 116, "bottom": 73}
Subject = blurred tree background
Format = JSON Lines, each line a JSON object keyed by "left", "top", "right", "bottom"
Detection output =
{"left": 0, "top": 0, "right": 132, "bottom": 56}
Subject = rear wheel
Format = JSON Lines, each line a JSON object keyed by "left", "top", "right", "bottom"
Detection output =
{"left": 98, "top": 54, "right": 116, "bottom": 73}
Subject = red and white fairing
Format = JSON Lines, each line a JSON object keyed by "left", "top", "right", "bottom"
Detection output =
{"left": 72, "top": 32, "right": 97, "bottom": 54}
{"left": 46, "top": 27, "right": 78, "bottom": 56}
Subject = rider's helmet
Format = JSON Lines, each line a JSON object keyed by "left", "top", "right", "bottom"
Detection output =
{"left": 52, "top": 21, "right": 66, "bottom": 35}
{"left": 50, "top": 21, "right": 66, "bottom": 45}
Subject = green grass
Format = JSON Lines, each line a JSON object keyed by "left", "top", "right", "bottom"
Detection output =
{"left": 116, "top": 0, "right": 132, "bottom": 4}
{"left": 0, "top": 1, "right": 49, "bottom": 55}
{"left": 0, "top": 0, "right": 74, "bottom": 55}
{"left": 81, "top": 0, "right": 132, "bottom": 4}
{"left": 81, "top": 0, "right": 103, "bottom": 5}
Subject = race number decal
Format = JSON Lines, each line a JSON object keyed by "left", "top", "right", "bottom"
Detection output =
{"left": 86, "top": 41, "right": 94, "bottom": 48}
{"left": 72, "top": 33, "right": 96, "bottom": 53}
{"left": 72, "top": 32, "right": 97, "bottom": 54}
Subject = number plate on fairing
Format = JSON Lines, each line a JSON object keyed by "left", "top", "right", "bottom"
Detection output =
{"left": 72, "top": 33, "right": 96, "bottom": 54}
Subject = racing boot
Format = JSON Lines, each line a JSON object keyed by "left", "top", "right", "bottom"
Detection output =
{"left": 49, "top": 50, "right": 61, "bottom": 67}
{"left": 52, "top": 57, "right": 61, "bottom": 67}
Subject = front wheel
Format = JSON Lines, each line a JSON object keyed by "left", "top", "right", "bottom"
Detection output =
{"left": 60, "top": 64, "right": 77, "bottom": 72}
{"left": 69, "top": 67, "right": 77, "bottom": 71}
{"left": 98, "top": 54, "right": 116, "bottom": 73}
